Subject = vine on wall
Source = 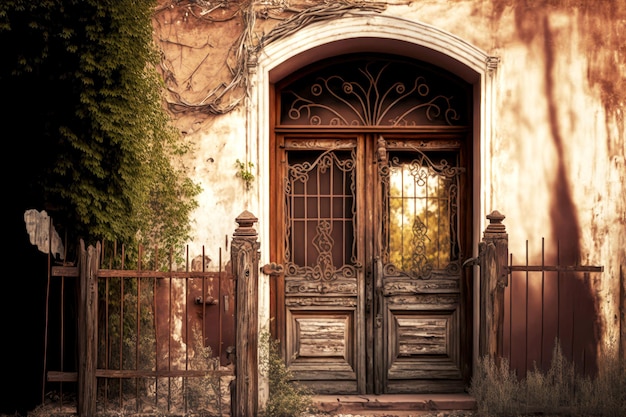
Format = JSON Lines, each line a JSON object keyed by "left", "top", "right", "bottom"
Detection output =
{"left": 154, "top": 0, "right": 386, "bottom": 119}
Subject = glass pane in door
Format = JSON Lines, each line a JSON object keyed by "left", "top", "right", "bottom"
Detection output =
{"left": 383, "top": 150, "right": 462, "bottom": 278}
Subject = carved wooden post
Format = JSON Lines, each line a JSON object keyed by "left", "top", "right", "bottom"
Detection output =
{"left": 478, "top": 211, "right": 508, "bottom": 359}
{"left": 77, "top": 240, "right": 98, "bottom": 417}
{"left": 231, "top": 211, "right": 260, "bottom": 417}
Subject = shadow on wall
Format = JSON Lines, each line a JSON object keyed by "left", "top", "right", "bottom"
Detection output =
{"left": 501, "top": 11, "right": 602, "bottom": 378}
{"left": 543, "top": 11, "right": 600, "bottom": 377}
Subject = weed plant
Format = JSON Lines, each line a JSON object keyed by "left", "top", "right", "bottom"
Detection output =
{"left": 469, "top": 339, "right": 625, "bottom": 417}
{"left": 259, "top": 332, "right": 313, "bottom": 417}
{"left": 184, "top": 326, "right": 224, "bottom": 415}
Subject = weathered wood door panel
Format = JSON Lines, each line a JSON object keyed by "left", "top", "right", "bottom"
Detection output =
{"left": 373, "top": 141, "right": 467, "bottom": 394}
{"left": 271, "top": 54, "right": 472, "bottom": 394}
{"left": 381, "top": 292, "right": 464, "bottom": 393}
{"left": 285, "top": 309, "right": 358, "bottom": 393}
{"left": 277, "top": 137, "right": 365, "bottom": 394}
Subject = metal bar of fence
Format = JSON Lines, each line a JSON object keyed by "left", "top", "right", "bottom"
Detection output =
{"left": 508, "top": 265, "right": 603, "bottom": 272}
{"left": 505, "top": 238, "right": 603, "bottom": 379}
{"left": 218, "top": 247, "right": 223, "bottom": 361}
{"left": 168, "top": 248, "right": 173, "bottom": 414}
{"left": 557, "top": 240, "right": 561, "bottom": 356}
{"left": 46, "top": 239, "right": 235, "bottom": 416}
{"left": 539, "top": 238, "right": 546, "bottom": 368}
{"left": 135, "top": 272, "right": 140, "bottom": 414}
{"left": 153, "top": 262, "right": 159, "bottom": 411}
{"left": 508, "top": 252, "right": 513, "bottom": 366}
{"left": 525, "top": 239, "right": 529, "bottom": 375}
{"left": 184, "top": 246, "right": 189, "bottom": 415}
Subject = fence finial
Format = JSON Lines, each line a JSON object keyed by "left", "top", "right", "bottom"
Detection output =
{"left": 234, "top": 210, "right": 258, "bottom": 237}
{"left": 485, "top": 210, "right": 506, "bottom": 235}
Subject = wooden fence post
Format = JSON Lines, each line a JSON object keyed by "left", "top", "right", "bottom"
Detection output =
{"left": 231, "top": 211, "right": 260, "bottom": 417}
{"left": 478, "top": 211, "right": 508, "bottom": 359}
{"left": 77, "top": 240, "right": 99, "bottom": 417}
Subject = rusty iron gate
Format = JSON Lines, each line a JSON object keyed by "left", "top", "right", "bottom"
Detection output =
{"left": 38, "top": 210, "right": 609, "bottom": 415}
{"left": 43, "top": 241, "right": 236, "bottom": 416}
{"left": 476, "top": 211, "right": 604, "bottom": 379}
{"left": 505, "top": 239, "right": 604, "bottom": 377}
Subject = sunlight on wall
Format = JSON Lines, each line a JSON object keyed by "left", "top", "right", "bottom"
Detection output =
{"left": 165, "top": 0, "right": 625, "bottom": 387}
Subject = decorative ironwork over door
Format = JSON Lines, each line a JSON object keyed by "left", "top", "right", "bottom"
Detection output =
{"left": 270, "top": 54, "right": 472, "bottom": 395}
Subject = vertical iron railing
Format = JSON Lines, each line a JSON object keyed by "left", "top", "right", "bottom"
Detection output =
{"left": 506, "top": 239, "right": 603, "bottom": 377}
{"left": 45, "top": 239, "right": 236, "bottom": 416}
{"left": 477, "top": 211, "right": 604, "bottom": 378}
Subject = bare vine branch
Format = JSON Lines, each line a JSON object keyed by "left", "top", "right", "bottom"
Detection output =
{"left": 156, "top": 0, "right": 387, "bottom": 116}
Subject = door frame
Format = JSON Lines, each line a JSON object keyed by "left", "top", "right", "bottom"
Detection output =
{"left": 247, "top": 14, "right": 499, "bottom": 401}
{"left": 268, "top": 50, "right": 475, "bottom": 393}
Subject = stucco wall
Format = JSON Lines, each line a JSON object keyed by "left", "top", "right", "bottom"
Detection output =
{"left": 153, "top": 0, "right": 625, "bottom": 368}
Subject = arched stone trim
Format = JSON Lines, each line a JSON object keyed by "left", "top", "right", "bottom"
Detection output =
{"left": 247, "top": 13, "right": 498, "bottom": 404}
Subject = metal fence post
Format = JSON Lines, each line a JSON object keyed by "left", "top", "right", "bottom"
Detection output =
{"left": 478, "top": 210, "right": 508, "bottom": 359}
{"left": 231, "top": 211, "right": 260, "bottom": 417}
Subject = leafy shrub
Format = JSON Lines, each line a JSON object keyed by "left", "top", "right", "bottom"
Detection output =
{"left": 260, "top": 332, "right": 313, "bottom": 417}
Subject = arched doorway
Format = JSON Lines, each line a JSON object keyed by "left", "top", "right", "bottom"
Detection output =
{"left": 249, "top": 15, "right": 499, "bottom": 397}
{"left": 269, "top": 53, "right": 473, "bottom": 394}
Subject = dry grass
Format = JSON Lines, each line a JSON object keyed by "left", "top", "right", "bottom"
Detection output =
{"left": 469, "top": 339, "right": 625, "bottom": 417}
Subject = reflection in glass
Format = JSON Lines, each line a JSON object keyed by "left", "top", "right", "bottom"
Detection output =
{"left": 383, "top": 150, "right": 462, "bottom": 278}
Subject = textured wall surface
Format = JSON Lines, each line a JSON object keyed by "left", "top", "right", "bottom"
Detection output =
{"left": 152, "top": 0, "right": 625, "bottom": 367}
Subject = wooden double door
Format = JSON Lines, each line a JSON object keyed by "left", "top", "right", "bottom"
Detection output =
{"left": 269, "top": 55, "right": 473, "bottom": 394}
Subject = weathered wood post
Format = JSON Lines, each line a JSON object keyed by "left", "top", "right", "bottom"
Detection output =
{"left": 231, "top": 211, "right": 260, "bottom": 417}
{"left": 478, "top": 210, "right": 508, "bottom": 359}
{"left": 77, "top": 240, "right": 99, "bottom": 417}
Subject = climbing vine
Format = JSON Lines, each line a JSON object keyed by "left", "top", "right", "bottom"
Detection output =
{"left": 154, "top": 0, "right": 386, "bottom": 118}
{"left": 0, "top": 0, "right": 202, "bottom": 251}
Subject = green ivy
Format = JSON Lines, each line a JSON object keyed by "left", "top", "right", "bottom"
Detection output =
{"left": 1, "top": 0, "right": 201, "bottom": 253}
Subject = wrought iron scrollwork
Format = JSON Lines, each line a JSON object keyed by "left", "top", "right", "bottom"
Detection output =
{"left": 379, "top": 146, "right": 464, "bottom": 279}
{"left": 284, "top": 148, "right": 360, "bottom": 283}
{"left": 281, "top": 59, "right": 466, "bottom": 127}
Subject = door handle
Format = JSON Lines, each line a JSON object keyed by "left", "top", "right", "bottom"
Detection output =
{"left": 261, "top": 262, "right": 284, "bottom": 276}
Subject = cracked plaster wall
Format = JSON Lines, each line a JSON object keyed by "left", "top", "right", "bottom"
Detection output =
{"left": 153, "top": 0, "right": 625, "bottom": 364}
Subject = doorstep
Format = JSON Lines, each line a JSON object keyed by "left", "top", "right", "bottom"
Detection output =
{"left": 311, "top": 393, "right": 476, "bottom": 415}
